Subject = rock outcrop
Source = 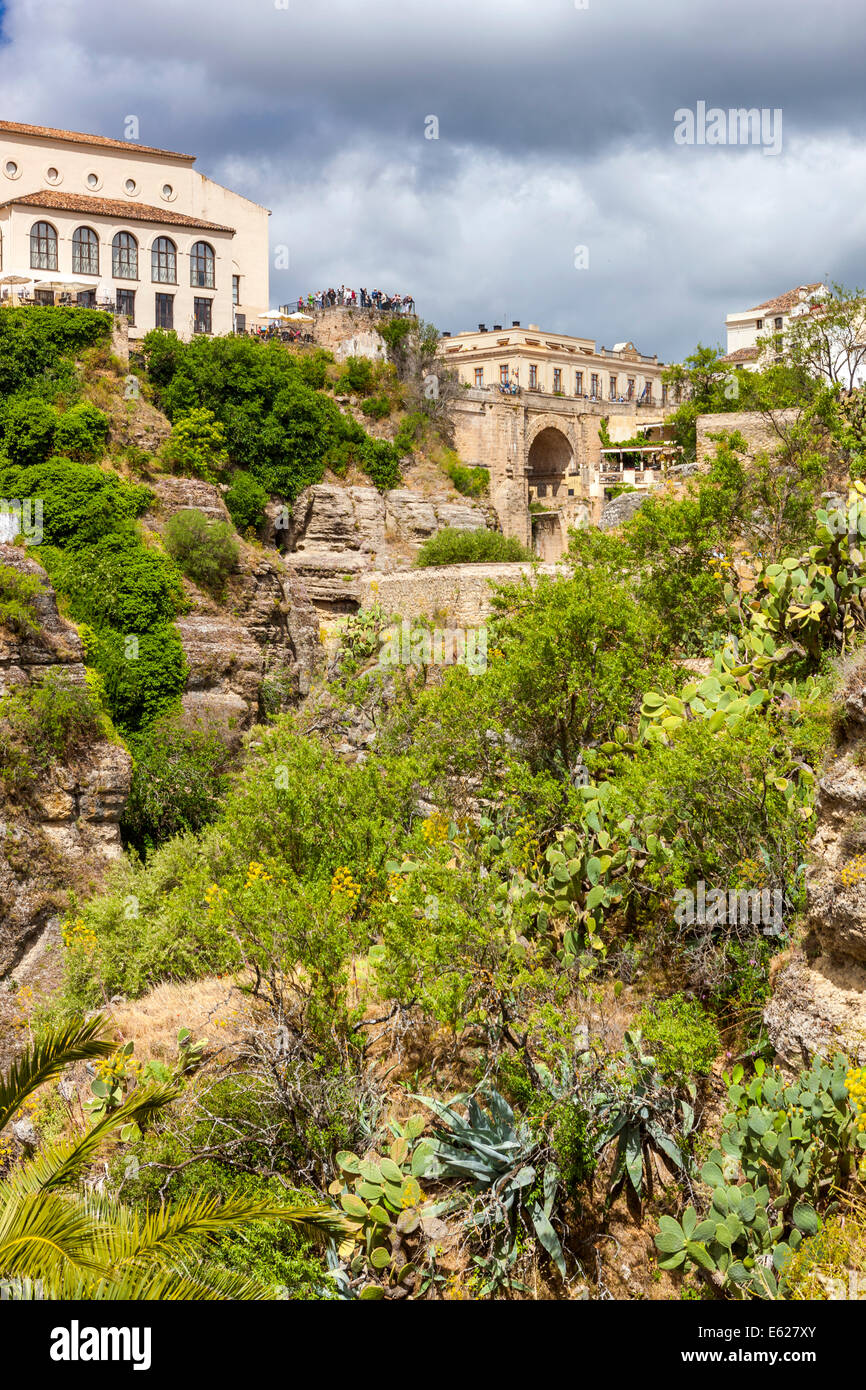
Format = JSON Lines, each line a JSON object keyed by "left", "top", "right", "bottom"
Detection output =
{"left": 282, "top": 483, "right": 494, "bottom": 609}
{"left": 145, "top": 476, "right": 321, "bottom": 732}
{"left": 597, "top": 491, "right": 648, "bottom": 531}
{"left": 0, "top": 549, "right": 131, "bottom": 977}
{"left": 766, "top": 662, "right": 866, "bottom": 1068}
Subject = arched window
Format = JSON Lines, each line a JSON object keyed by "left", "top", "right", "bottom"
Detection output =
{"left": 190, "top": 241, "right": 215, "bottom": 289}
{"left": 151, "top": 236, "right": 177, "bottom": 284}
{"left": 30, "top": 221, "right": 58, "bottom": 271}
{"left": 72, "top": 226, "right": 99, "bottom": 275}
{"left": 112, "top": 231, "right": 138, "bottom": 280}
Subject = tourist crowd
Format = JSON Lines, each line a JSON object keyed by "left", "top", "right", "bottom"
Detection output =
{"left": 297, "top": 286, "right": 415, "bottom": 314}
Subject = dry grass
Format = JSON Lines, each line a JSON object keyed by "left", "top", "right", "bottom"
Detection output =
{"left": 107, "top": 975, "right": 259, "bottom": 1062}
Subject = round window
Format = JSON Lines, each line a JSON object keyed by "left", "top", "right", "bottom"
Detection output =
{"left": 46, "top": 167, "right": 59, "bottom": 182}
{"left": 162, "top": 183, "right": 173, "bottom": 199}
{"left": 4, "top": 161, "right": 18, "bottom": 177}
{"left": 125, "top": 178, "right": 137, "bottom": 194}
{"left": 87, "top": 173, "right": 99, "bottom": 188}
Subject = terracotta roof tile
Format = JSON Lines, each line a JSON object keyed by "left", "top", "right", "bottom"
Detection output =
{"left": 748, "top": 283, "right": 824, "bottom": 315}
{"left": 0, "top": 119, "right": 194, "bottom": 162}
{"left": 0, "top": 188, "right": 234, "bottom": 234}
{"left": 719, "top": 346, "right": 760, "bottom": 363}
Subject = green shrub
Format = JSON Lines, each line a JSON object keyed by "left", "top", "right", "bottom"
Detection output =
{"left": 361, "top": 394, "right": 391, "bottom": 420}
{"left": 0, "top": 564, "right": 44, "bottom": 633}
{"left": 225, "top": 469, "right": 268, "bottom": 533}
{"left": 142, "top": 332, "right": 397, "bottom": 499}
{"left": 636, "top": 993, "right": 721, "bottom": 1079}
{"left": 122, "top": 716, "right": 231, "bottom": 854}
{"left": 440, "top": 450, "right": 488, "bottom": 497}
{"left": 415, "top": 527, "right": 531, "bottom": 566}
{"left": 53, "top": 402, "right": 110, "bottom": 461}
{"left": 161, "top": 407, "right": 229, "bottom": 483}
{"left": 393, "top": 410, "right": 427, "bottom": 455}
{"left": 163, "top": 508, "right": 239, "bottom": 597}
{"left": 334, "top": 356, "right": 375, "bottom": 396}
{"left": 0, "top": 457, "right": 151, "bottom": 549}
{"left": 0, "top": 305, "right": 110, "bottom": 396}
{"left": 42, "top": 533, "right": 185, "bottom": 633}
{"left": 3, "top": 397, "right": 58, "bottom": 466}
{"left": 0, "top": 669, "right": 106, "bottom": 792}
{"left": 85, "top": 625, "right": 188, "bottom": 735}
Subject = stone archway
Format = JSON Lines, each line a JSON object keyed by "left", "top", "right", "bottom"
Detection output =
{"left": 526, "top": 423, "right": 574, "bottom": 502}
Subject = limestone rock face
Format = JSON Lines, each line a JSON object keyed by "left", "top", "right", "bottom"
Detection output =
{"left": 765, "top": 686, "right": 866, "bottom": 1068}
{"left": 0, "top": 549, "right": 132, "bottom": 977}
{"left": 144, "top": 479, "right": 321, "bottom": 729}
{"left": 283, "top": 483, "right": 493, "bottom": 608}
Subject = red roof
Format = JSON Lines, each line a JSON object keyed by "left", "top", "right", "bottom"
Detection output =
{"left": 0, "top": 188, "right": 234, "bottom": 234}
{"left": 0, "top": 119, "right": 194, "bottom": 162}
{"left": 720, "top": 346, "right": 760, "bottom": 363}
{"left": 748, "top": 284, "right": 824, "bottom": 315}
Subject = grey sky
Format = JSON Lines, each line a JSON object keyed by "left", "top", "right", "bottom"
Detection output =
{"left": 2, "top": 0, "right": 863, "bottom": 361}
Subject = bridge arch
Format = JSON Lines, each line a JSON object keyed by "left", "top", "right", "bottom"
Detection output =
{"left": 525, "top": 418, "right": 575, "bottom": 501}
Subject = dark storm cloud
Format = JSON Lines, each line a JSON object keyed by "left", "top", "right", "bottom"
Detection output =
{"left": 3, "top": 0, "right": 866, "bottom": 359}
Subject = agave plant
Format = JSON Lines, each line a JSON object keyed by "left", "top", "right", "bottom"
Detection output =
{"left": 413, "top": 1088, "right": 567, "bottom": 1282}
{"left": 593, "top": 1031, "right": 695, "bottom": 1206}
{"left": 0, "top": 1015, "right": 347, "bottom": 1300}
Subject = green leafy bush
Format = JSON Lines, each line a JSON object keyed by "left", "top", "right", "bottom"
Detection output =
{"left": 0, "top": 669, "right": 106, "bottom": 793}
{"left": 161, "top": 408, "right": 229, "bottom": 483}
{"left": 415, "top": 528, "right": 531, "bottom": 566}
{"left": 0, "top": 457, "right": 151, "bottom": 549}
{"left": 636, "top": 993, "right": 721, "bottom": 1079}
{"left": 84, "top": 625, "right": 187, "bottom": 735}
{"left": 142, "top": 332, "right": 399, "bottom": 499}
{"left": 0, "top": 305, "right": 110, "bottom": 396}
{"left": 225, "top": 470, "right": 268, "bottom": 533}
{"left": 0, "top": 564, "right": 44, "bottom": 633}
{"left": 163, "top": 508, "right": 239, "bottom": 597}
{"left": 2, "top": 397, "right": 58, "bottom": 466}
{"left": 42, "top": 533, "right": 185, "bottom": 633}
{"left": 440, "top": 450, "right": 488, "bottom": 497}
{"left": 334, "top": 356, "right": 375, "bottom": 396}
{"left": 53, "top": 402, "right": 110, "bottom": 461}
{"left": 122, "top": 717, "right": 231, "bottom": 854}
{"left": 361, "top": 394, "right": 391, "bottom": 420}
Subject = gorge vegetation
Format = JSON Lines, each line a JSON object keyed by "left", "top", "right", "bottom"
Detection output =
{"left": 2, "top": 305, "right": 866, "bottom": 1302}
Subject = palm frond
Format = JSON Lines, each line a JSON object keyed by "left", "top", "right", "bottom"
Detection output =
{"left": 0, "top": 1016, "right": 115, "bottom": 1133}
{"left": 88, "top": 1191, "right": 349, "bottom": 1270}
{"left": 0, "top": 1189, "right": 108, "bottom": 1283}
{"left": 53, "top": 1262, "right": 272, "bottom": 1301}
{"left": 7, "top": 1083, "right": 182, "bottom": 1197}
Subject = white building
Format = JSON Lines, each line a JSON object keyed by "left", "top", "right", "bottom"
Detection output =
{"left": 0, "top": 119, "right": 270, "bottom": 339}
{"left": 721, "top": 283, "right": 827, "bottom": 370}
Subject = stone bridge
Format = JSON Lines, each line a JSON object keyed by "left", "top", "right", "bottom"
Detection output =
{"left": 450, "top": 389, "right": 669, "bottom": 557}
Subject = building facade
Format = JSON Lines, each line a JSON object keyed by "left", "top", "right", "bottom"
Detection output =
{"left": 0, "top": 120, "right": 269, "bottom": 340}
{"left": 440, "top": 322, "right": 669, "bottom": 405}
{"left": 721, "top": 283, "right": 827, "bottom": 370}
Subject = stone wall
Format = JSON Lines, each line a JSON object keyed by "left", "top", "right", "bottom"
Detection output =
{"left": 695, "top": 410, "right": 800, "bottom": 465}
{"left": 357, "top": 561, "right": 569, "bottom": 626}
{"left": 309, "top": 306, "right": 388, "bottom": 361}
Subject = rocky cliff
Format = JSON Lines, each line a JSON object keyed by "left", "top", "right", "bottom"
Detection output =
{"left": 766, "top": 662, "right": 866, "bottom": 1068}
{"left": 0, "top": 549, "right": 131, "bottom": 981}
{"left": 280, "top": 483, "right": 495, "bottom": 610}
{"left": 144, "top": 476, "right": 320, "bottom": 736}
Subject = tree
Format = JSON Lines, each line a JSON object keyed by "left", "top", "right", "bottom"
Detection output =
{"left": 783, "top": 282, "right": 866, "bottom": 392}
{"left": 0, "top": 1016, "right": 347, "bottom": 1299}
